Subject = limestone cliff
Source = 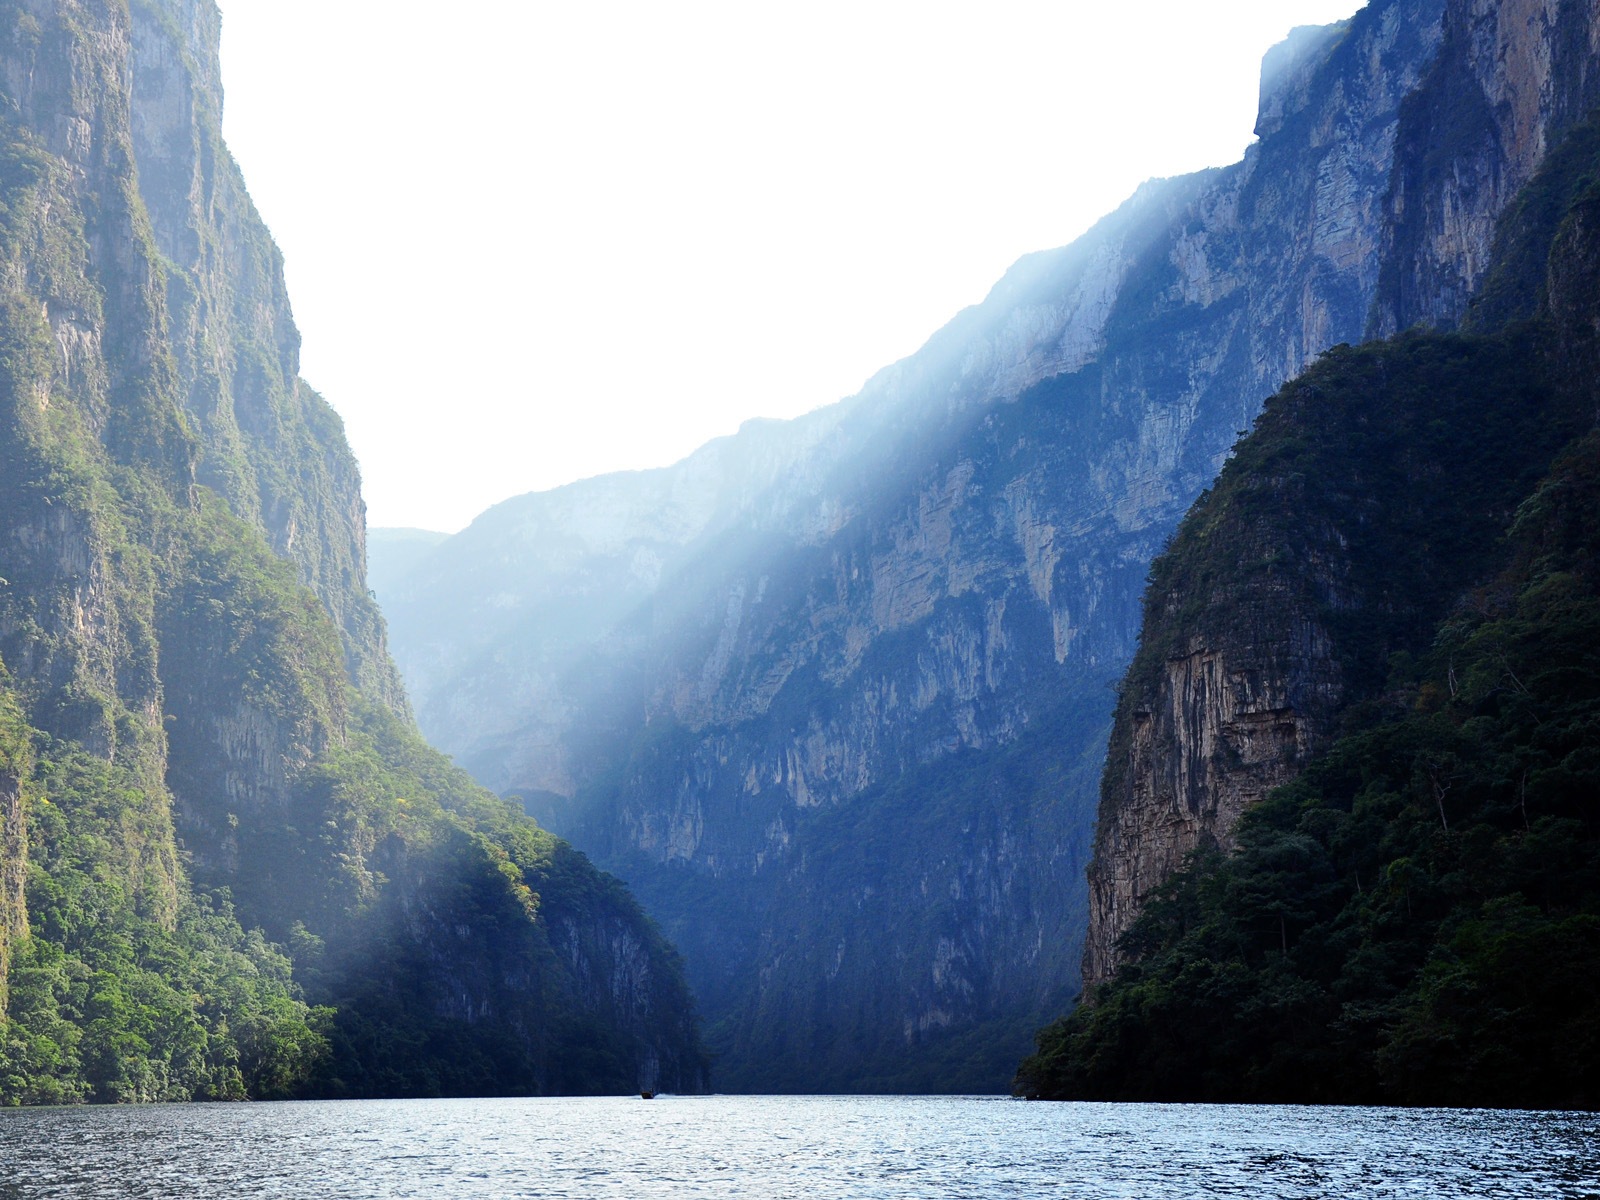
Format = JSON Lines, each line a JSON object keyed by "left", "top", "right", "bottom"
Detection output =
{"left": 1085, "top": 0, "right": 1600, "bottom": 990}
{"left": 1373, "top": 0, "right": 1600, "bottom": 334}
{"left": 126, "top": 0, "right": 404, "bottom": 709}
{"left": 1082, "top": 331, "right": 1583, "bottom": 986}
{"left": 0, "top": 0, "right": 189, "bottom": 942}
{"left": 378, "top": 0, "right": 1466, "bottom": 1090}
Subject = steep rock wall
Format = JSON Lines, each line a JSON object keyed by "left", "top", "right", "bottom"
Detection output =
{"left": 0, "top": 0, "right": 707, "bottom": 1093}
{"left": 126, "top": 0, "right": 405, "bottom": 709}
{"left": 1025, "top": 122, "right": 1600, "bottom": 1106}
{"left": 1372, "top": 0, "right": 1600, "bottom": 333}
{"left": 1083, "top": 626, "right": 1340, "bottom": 989}
{"left": 349, "top": 825, "right": 709, "bottom": 1096}
{"left": 0, "top": 0, "right": 192, "bottom": 941}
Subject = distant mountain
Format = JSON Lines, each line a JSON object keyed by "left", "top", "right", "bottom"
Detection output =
{"left": 0, "top": 0, "right": 704, "bottom": 1101}
{"left": 370, "top": 0, "right": 1600, "bottom": 1093}
{"left": 367, "top": 528, "right": 450, "bottom": 601}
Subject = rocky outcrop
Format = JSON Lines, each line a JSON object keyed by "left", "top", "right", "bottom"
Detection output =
{"left": 1082, "top": 425, "right": 1355, "bottom": 988}
{"left": 378, "top": 0, "right": 1467, "bottom": 1090}
{"left": 1083, "top": 641, "right": 1338, "bottom": 988}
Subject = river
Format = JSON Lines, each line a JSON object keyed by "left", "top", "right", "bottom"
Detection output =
{"left": 1, "top": 1094, "right": 1596, "bottom": 1198}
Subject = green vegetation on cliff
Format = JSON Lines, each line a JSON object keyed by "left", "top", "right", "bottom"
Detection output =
{"left": 5, "top": 777, "right": 329, "bottom": 1103}
{"left": 1018, "top": 434, "right": 1600, "bottom": 1108}
{"left": 288, "top": 701, "right": 707, "bottom": 1099}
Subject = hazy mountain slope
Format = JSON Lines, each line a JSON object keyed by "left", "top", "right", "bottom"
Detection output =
{"left": 0, "top": 0, "right": 705, "bottom": 1100}
{"left": 377, "top": 0, "right": 1480, "bottom": 1092}
{"left": 366, "top": 528, "right": 449, "bottom": 601}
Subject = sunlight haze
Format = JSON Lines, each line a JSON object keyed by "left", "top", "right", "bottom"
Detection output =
{"left": 214, "top": 0, "right": 1365, "bottom": 532}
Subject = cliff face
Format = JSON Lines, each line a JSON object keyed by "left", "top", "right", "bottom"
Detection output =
{"left": 1085, "top": 0, "right": 1600, "bottom": 990}
{"left": 0, "top": 0, "right": 190, "bottom": 947}
{"left": 1082, "top": 331, "right": 1584, "bottom": 986}
{"left": 0, "top": 0, "right": 704, "bottom": 1098}
{"left": 378, "top": 0, "right": 1462, "bottom": 1090}
{"left": 1373, "top": 0, "right": 1600, "bottom": 334}
{"left": 126, "top": 0, "right": 403, "bottom": 709}
{"left": 1081, "top": 590, "right": 1340, "bottom": 989}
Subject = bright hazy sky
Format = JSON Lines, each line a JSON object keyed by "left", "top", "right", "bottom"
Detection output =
{"left": 214, "top": 0, "right": 1365, "bottom": 533}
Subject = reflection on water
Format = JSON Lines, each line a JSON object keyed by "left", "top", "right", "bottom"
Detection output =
{"left": 1, "top": 1095, "right": 1596, "bottom": 1199}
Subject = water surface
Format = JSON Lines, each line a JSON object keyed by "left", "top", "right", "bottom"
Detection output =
{"left": 2, "top": 1095, "right": 1596, "bottom": 1198}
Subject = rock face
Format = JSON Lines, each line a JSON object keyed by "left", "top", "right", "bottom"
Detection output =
{"left": 127, "top": 0, "right": 404, "bottom": 709}
{"left": 377, "top": 0, "right": 1491, "bottom": 1090}
{"left": 1374, "top": 0, "right": 1600, "bottom": 335}
{"left": 1084, "top": 0, "right": 1600, "bottom": 991}
{"left": 0, "top": 0, "right": 189, "bottom": 944}
{"left": 1083, "top": 618, "right": 1341, "bottom": 990}
{"left": 0, "top": 0, "right": 704, "bottom": 1095}
{"left": 1018, "top": 106, "right": 1600, "bottom": 1104}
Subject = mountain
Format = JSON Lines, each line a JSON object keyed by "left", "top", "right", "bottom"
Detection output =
{"left": 1080, "top": 0, "right": 1600, "bottom": 994}
{"left": 0, "top": 0, "right": 704, "bottom": 1101}
{"left": 369, "top": 0, "right": 1587, "bottom": 1092}
{"left": 1019, "top": 96, "right": 1600, "bottom": 1106}
{"left": 366, "top": 528, "right": 450, "bottom": 602}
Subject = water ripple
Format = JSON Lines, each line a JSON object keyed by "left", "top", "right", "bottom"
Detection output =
{"left": 0, "top": 1095, "right": 1597, "bottom": 1198}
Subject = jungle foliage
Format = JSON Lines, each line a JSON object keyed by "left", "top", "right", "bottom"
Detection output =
{"left": 1018, "top": 435, "right": 1600, "bottom": 1108}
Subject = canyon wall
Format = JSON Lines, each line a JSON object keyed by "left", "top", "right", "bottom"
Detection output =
{"left": 0, "top": 0, "right": 704, "bottom": 1096}
{"left": 1085, "top": 0, "right": 1600, "bottom": 989}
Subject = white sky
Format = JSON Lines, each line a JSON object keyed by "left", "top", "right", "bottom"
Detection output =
{"left": 214, "top": 0, "right": 1365, "bottom": 533}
